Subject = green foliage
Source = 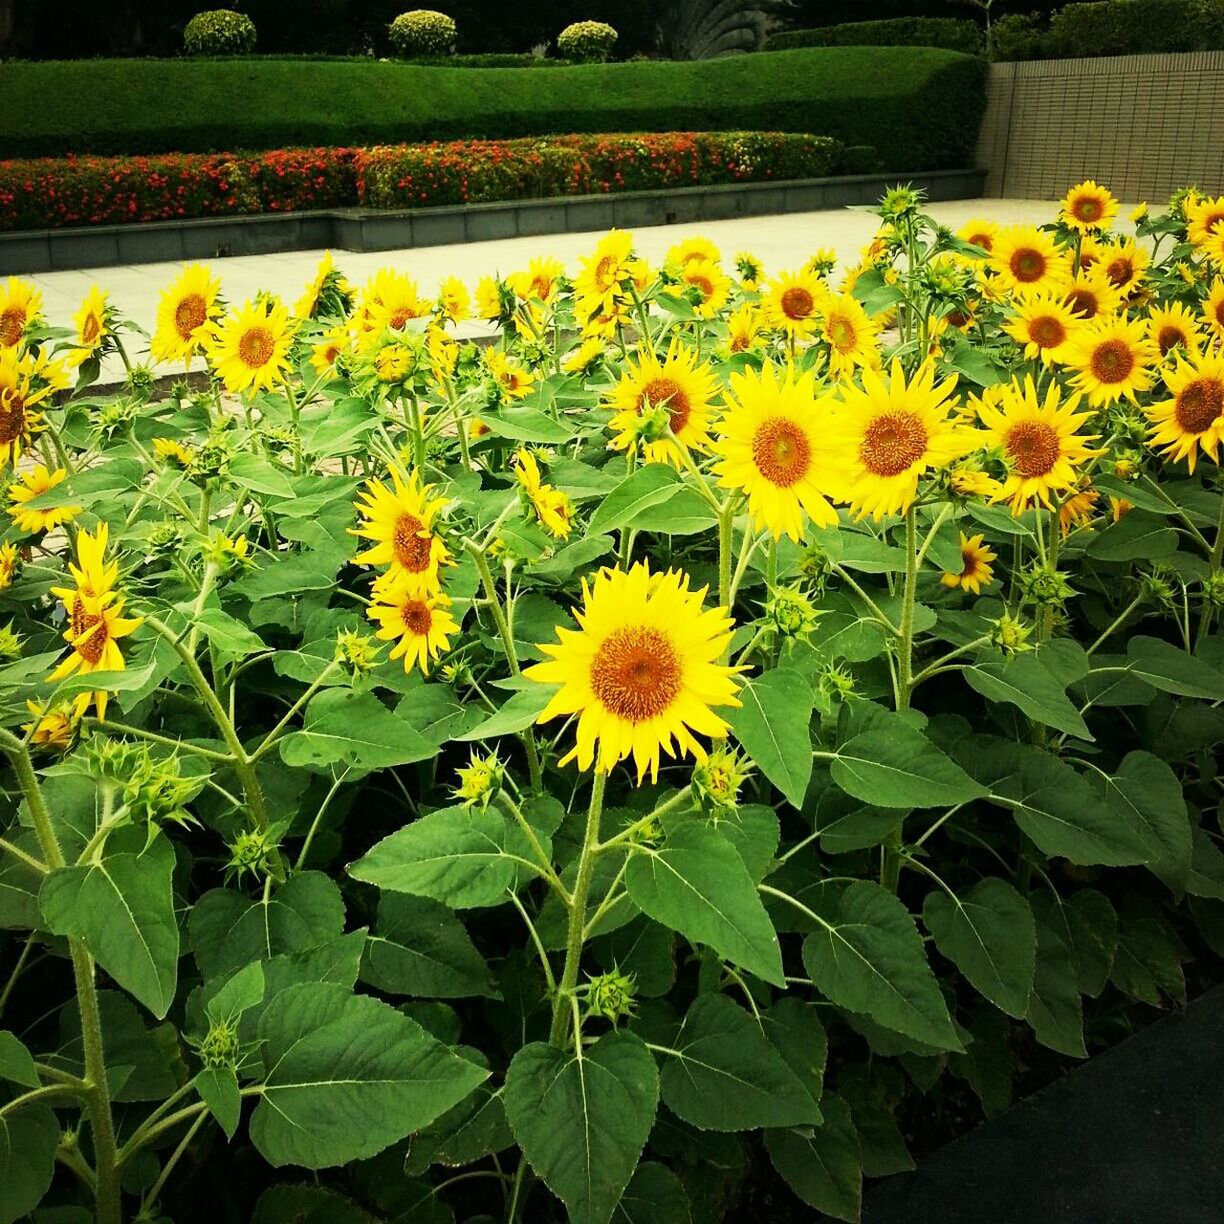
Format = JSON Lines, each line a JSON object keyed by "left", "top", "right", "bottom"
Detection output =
{"left": 387, "top": 9, "right": 458, "bottom": 58}
{"left": 182, "top": 8, "right": 258, "bottom": 56}
{"left": 0, "top": 47, "right": 989, "bottom": 174}
{"left": 992, "top": 0, "right": 1224, "bottom": 59}
{"left": 557, "top": 19, "right": 619, "bottom": 62}
{"left": 769, "top": 17, "right": 985, "bottom": 56}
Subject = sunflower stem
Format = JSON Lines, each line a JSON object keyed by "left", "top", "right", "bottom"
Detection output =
{"left": 718, "top": 500, "right": 735, "bottom": 612}
{"left": 549, "top": 770, "right": 605, "bottom": 1047}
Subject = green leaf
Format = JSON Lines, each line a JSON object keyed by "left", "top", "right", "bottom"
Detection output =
{"left": 625, "top": 823, "right": 784, "bottom": 986}
{"left": 630, "top": 487, "right": 717, "bottom": 535}
{"left": 480, "top": 405, "right": 574, "bottom": 443}
{"left": 299, "top": 396, "right": 377, "bottom": 455}
{"left": 195, "top": 1065, "right": 242, "bottom": 1140}
{"left": 0, "top": 1104, "right": 59, "bottom": 1224}
{"left": 765, "top": 1093, "right": 862, "bottom": 1223}
{"left": 760, "top": 997, "right": 827, "bottom": 1108}
{"left": 250, "top": 982, "right": 488, "bottom": 1169}
{"left": 1026, "top": 923, "right": 1085, "bottom": 1058}
{"left": 504, "top": 1031, "right": 659, "bottom": 1224}
{"left": 838, "top": 1066, "right": 914, "bottom": 1176}
{"left": 453, "top": 686, "right": 551, "bottom": 741}
{"left": 1030, "top": 889, "right": 1117, "bottom": 998}
{"left": 658, "top": 994, "right": 821, "bottom": 1131}
{"left": 406, "top": 1079, "right": 513, "bottom": 1174}
{"left": 830, "top": 724, "right": 986, "bottom": 809}
{"left": 801, "top": 881, "right": 961, "bottom": 1051}
{"left": 1126, "top": 636, "right": 1224, "bottom": 700}
{"left": 717, "top": 803, "right": 780, "bottom": 883}
{"left": 0, "top": 1031, "right": 39, "bottom": 1087}
{"left": 964, "top": 653, "right": 1091, "bottom": 739}
{"left": 726, "top": 669, "right": 813, "bottom": 809}
{"left": 349, "top": 806, "right": 524, "bottom": 909}
{"left": 40, "top": 830, "right": 179, "bottom": 1018}
{"left": 360, "top": 894, "right": 496, "bottom": 999}
{"left": 922, "top": 878, "right": 1036, "bottom": 1018}
{"left": 229, "top": 453, "right": 297, "bottom": 498}
{"left": 1110, "top": 902, "right": 1185, "bottom": 1005}
{"left": 191, "top": 607, "right": 269, "bottom": 657}
{"left": 1093, "top": 751, "right": 1192, "bottom": 891}
{"left": 1085, "top": 510, "right": 1178, "bottom": 561}
{"left": 612, "top": 1162, "right": 690, "bottom": 1224}
{"left": 587, "top": 464, "right": 684, "bottom": 535}
{"left": 279, "top": 689, "right": 438, "bottom": 772}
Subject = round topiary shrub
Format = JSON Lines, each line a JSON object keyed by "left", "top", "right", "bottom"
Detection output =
{"left": 557, "top": 20, "right": 617, "bottom": 62}
{"left": 388, "top": 10, "right": 458, "bottom": 58}
{"left": 183, "top": 9, "right": 257, "bottom": 56}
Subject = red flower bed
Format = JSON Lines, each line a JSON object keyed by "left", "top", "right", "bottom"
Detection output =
{"left": 0, "top": 133, "right": 844, "bottom": 233}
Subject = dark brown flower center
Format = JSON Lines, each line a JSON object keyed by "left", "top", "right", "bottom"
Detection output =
{"left": 1157, "top": 325, "right": 1187, "bottom": 356}
{"left": 1175, "top": 377, "right": 1224, "bottom": 434}
{"left": 237, "top": 326, "right": 274, "bottom": 368}
{"left": 0, "top": 389, "right": 25, "bottom": 444}
{"left": 392, "top": 513, "right": 432, "bottom": 572}
{"left": 1029, "top": 315, "right": 1066, "bottom": 348}
{"left": 642, "top": 376, "right": 691, "bottom": 434}
{"left": 400, "top": 599, "right": 432, "bottom": 635}
{"left": 1105, "top": 258, "right": 1133, "bottom": 288}
{"left": 780, "top": 286, "right": 815, "bottom": 321}
{"left": 71, "top": 597, "right": 108, "bottom": 665}
{"left": 174, "top": 293, "right": 207, "bottom": 340}
{"left": 590, "top": 626, "right": 681, "bottom": 723}
{"left": 1064, "top": 288, "right": 1099, "bottom": 319}
{"left": 1090, "top": 338, "right": 1135, "bottom": 384}
{"left": 0, "top": 307, "right": 27, "bottom": 348}
{"left": 1005, "top": 420, "right": 1061, "bottom": 477}
{"left": 1010, "top": 248, "right": 1046, "bottom": 283}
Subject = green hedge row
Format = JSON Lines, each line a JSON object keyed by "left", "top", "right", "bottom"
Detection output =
{"left": 0, "top": 47, "right": 988, "bottom": 173}
{"left": 768, "top": 17, "right": 984, "bottom": 57}
{"left": 993, "top": 0, "right": 1224, "bottom": 59}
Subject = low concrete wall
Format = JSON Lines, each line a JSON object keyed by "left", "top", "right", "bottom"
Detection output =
{"left": 0, "top": 169, "right": 986, "bottom": 275}
{"left": 977, "top": 51, "right": 1224, "bottom": 200}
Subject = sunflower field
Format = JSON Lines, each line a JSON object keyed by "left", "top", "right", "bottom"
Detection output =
{"left": 2, "top": 181, "right": 1224, "bottom": 1224}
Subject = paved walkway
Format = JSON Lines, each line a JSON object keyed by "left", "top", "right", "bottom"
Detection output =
{"left": 23, "top": 198, "right": 1112, "bottom": 384}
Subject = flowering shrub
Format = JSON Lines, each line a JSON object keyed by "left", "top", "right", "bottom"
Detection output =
{"left": 182, "top": 8, "right": 257, "bottom": 56}
{"left": 387, "top": 9, "right": 458, "bottom": 57}
{"left": 0, "top": 133, "right": 844, "bottom": 232}
{"left": 557, "top": 19, "right": 619, "bottom": 62}
{"left": 2, "top": 181, "right": 1224, "bottom": 1223}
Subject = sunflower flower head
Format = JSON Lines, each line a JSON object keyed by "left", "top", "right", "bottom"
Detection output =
{"left": 7, "top": 465, "right": 79, "bottom": 534}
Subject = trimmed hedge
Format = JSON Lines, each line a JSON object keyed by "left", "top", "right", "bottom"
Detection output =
{"left": 0, "top": 132, "right": 847, "bottom": 232}
{"left": 0, "top": 48, "right": 988, "bottom": 174}
{"left": 993, "top": 0, "right": 1224, "bottom": 58}
{"left": 769, "top": 17, "right": 983, "bottom": 56}
{"left": 404, "top": 53, "right": 575, "bottom": 66}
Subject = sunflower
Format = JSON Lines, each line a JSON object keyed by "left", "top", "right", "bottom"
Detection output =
{"left": 150, "top": 264, "right": 221, "bottom": 364}
{"left": 0, "top": 346, "right": 62, "bottom": 469}
{"left": 1059, "top": 487, "right": 1101, "bottom": 535}
{"left": 940, "top": 533, "right": 996, "bottom": 595}
{"left": 1204, "top": 278, "right": 1224, "bottom": 341}
{"left": 366, "top": 576, "right": 460, "bottom": 676}
{"left": 426, "top": 326, "right": 458, "bottom": 383}
{"left": 825, "top": 359, "right": 974, "bottom": 521}
{"left": 524, "top": 561, "right": 742, "bottom": 782}
{"left": 294, "top": 251, "right": 352, "bottom": 320}
{"left": 1147, "top": 302, "right": 1203, "bottom": 359}
{"left": 712, "top": 361, "right": 843, "bottom": 541}
{"left": 989, "top": 226, "right": 1072, "bottom": 295}
{"left": 512, "top": 448, "right": 574, "bottom": 540}
{"left": 975, "top": 376, "right": 1100, "bottom": 513}
{"left": 351, "top": 468, "right": 449, "bottom": 592}
{"left": 1186, "top": 194, "right": 1224, "bottom": 249}
{"left": 679, "top": 258, "right": 730, "bottom": 319}
{"left": 475, "top": 276, "right": 508, "bottom": 321}
{"left": 1145, "top": 348, "right": 1224, "bottom": 473}
{"left": 436, "top": 276, "right": 471, "bottom": 324}
{"left": 668, "top": 237, "right": 721, "bottom": 270}
{"left": 607, "top": 339, "right": 717, "bottom": 467}
{"left": 47, "top": 525, "right": 141, "bottom": 721}
{"left": 1202, "top": 227, "right": 1224, "bottom": 271}
{"left": 485, "top": 348, "right": 535, "bottom": 401}
{"left": 0, "top": 542, "right": 18, "bottom": 590}
{"left": 1003, "top": 292, "right": 1082, "bottom": 366}
{"left": 1064, "top": 315, "right": 1157, "bottom": 406}
{"left": 354, "top": 269, "right": 427, "bottom": 347}
{"left": 561, "top": 337, "right": 605, "bottom": 375}
{"left": 0, "top": 278, "right": 43, "bottom": 351}
{"left": 805, "top": 248, "right": 838, "bottom": 277}
{"left": 152, "top": 437, "right": 195, "bottom": 469}
{"left": 576, "top": 230, "right": 635, "bottom": 313}
{"left": 1098, "top": 238, "right": 1149, "bottom": 297}
{"left": 766, "top": 268, "right": 828, "bottom": 341}
{"left": 735, "top": 250, "right": 764, "bottom": 289}
{"left": 508, "top": 257, "right": 565, "bottom": 305}
{"left": 310, "top": 323, "right": 350, "bottom": 376}
{"left": 1062, "top": 267, "right": 1123, "bottom": 321}
{"left": 957, "top": 218, "right": 999, "bottom": 253}
{"left": 23, "top": 699, "right": 79, "bottom": 751}
{"left": 1060, "top": 180, "right": 1119, "bottom": 233}
{"left": 8, "top": 465, "right": 79, "bottom": 534}
{"left": 68, "top": 286, "right": 109, "bottom": 367}
{"left": 724, "top": 304, "right": 765, "bottom": 355}
{"left": 204, "top": 298, "right": 295, "bottom": 395}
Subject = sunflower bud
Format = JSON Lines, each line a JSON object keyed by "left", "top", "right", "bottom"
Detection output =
{"left": 766, "top": 585, "right": 821, "bottom": 640}
{"left": 583, "top": 969, "right": 636, "bottom": 1023}
{"left": 0, "top": 620, "right": 21, "bottom": 661}
{"left": 990, "top": 612, "right": 1034, "bottom": 655}
{"left": 1202, "top": 571, "right": 1224, "bottom": 609}
{"left": 693, "top": 745, "right": 752, "bottom": 819}
{"left": 125, "top": 364, "right": 156, "bottom": 401}
{"left": 226, "top": 828, "right": 281, "bottom": 883}
{"left": 335, "top": 628, "right": 380, "bottom": 677}
{"left": 198, "top": 1017, "right": 241, "bottom": 1070}
{"left": 454, "top": 750, "right": 504, "bottom": 810}
{"left": 1018, "top": 563, "right": 1075, "bottom": 608}
{"left": 819, "top": 661, "right": 856, "bottom": 703}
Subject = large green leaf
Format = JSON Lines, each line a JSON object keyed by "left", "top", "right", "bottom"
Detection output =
{"left": 504, "top": 1031, "right": 659, "bottom": 1224}
{"left": 1126, "top": 635, "right": 1224, "bottom": 700}
{"left": 764, "top": 1093, "right": 862, "bottom": 1224}
{"left": 0, "top": 1031, "right": 38, "bottom": 1087}
{"left": 657, "top": 994, "right": 821, "bottom": 1131}
{"left": 1085, "top": 509, "right": 1178, "bottom": 561}
{"left": 726, "top": 669, "right": 813, "bottom": 809}
{"left": 279, "top": 689, "right": 438, "bottom": 772}
{"left": 1030, "top": 889, "right": 1117, "bottom": 997}
{"left": 349, "top": 806, "right": 526, "bottom": 909}
{"left": 587, "top": 464, "right": 683, "bottom": 535}
{"left": 964, "top": 653, "right": 1090, "bottom": 739}
{"left": 250, "top": 982, "right": 487, "bottom": 1169}
{"left": 40, "top": 829, "right": 179, "bottom": 1018}
{"left": 1026, "top": 923, "right": 1085, "bottom": 1058}
{"left": 0, "top": 1105, "right": 59, "bottom": 1224}
{"left": 453, "top": 686, "right": 551, "bottom": 741}
{"left": 612, "top": 1162, "right": 690, "bottom": 1224}
{"left": 829, "top": 724, "right": 986, "bottom": 809}
{"left": 624, "top": 824, "right": 784, "bottom": 986}
{"left": 922, "top": 878, "right": 1036, "bottom": 1018}
{"left": 801, "top": 881, "right": 961, "bottom": 1051}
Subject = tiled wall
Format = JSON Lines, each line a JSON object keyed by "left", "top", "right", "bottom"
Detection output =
{"left": 976, "top": 52, "right": 1224, "bottom": 200}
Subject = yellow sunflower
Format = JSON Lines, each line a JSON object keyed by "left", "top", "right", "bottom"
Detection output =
{"left": 989, "top": 226, "right": 1072, "bottom": 296}
{"left": 725, "top": 304, "right": 765, "bottom": 355}
{"left": 1098, "top": 238, "right": 1149, "bottom": 298}
{"left": 1186, "top": 194, "right": 1224, "bottom": 249}
{"left": 366, "top": 576, "right": 460, "bottom": 676}
{"left": 1203, "top": 278, "right": 1224, "bottom": 341}
{"left": 562, "top": 337, "right": 605, "bottom": 375}
{"left": 765, "top": 268, "right": 828, "bottom": 340}
{"left": 607, "top": 339, "right": 717, "bottom": 467}
{"left": 1062, "top": 267, "right": 1123, "bottom": 321}
{"left": 204, "top": 298, "right": 296, "bottom": 395}
{"left": 1059, "top": 487, "right": 1101, "bottom": 535}
{"left": 821, "top": 293, "right": 883, "bottom": 379}
{"left": 576, "top": 230, "right": 635, "bottom": 313}
{"left": 524, "top": 561, "right": 742, "bottom": 782}
{"left": 940, "top": 533, "right": 996, "bottom": 595}
{"left": 68, "top": 286, "right": 109, "bottom": 367}
{"left": 0, "top": 346, "right": 65, "bottom": 469}
{"left": 1145, "top": 348, "right": 1224, "bottom": 473}
{"left": 52, "top": 519, "right": 118, "bottom": 602}
{"left": 310, "top": 322, "right": 350, "bottom": 376}
{"left": 825, "top": 359, "right": 974, "bottom": 521}
{"left": 1064, "top": 315, "right": 1157, "bottom": 406}
{"left": 152, "top": 437, "right": 195, "bottom": 469}
{"left": 1059, "top": 180, "right": 1119, "bottom": 233}
{"left": 150, "top": 264, "right": 221, "bottom": 364}
{"left": 508, "top": 257, "right": 565, "bottom": 305}
{"left": 23, "top": 699, "right": 80, "bottom": 751}
{"left": 1202, "top": 227, "right": 1224, "bottom": 271}
{"left": 677, "top": 258, "right": 730, "bottom": 319}
{"left": 1003, "top": 292, "right": 1082, "bottom": 366}
{"left": 512, "top": 448, "right": 574, "bottom": 540}
{"left": 957, "top": 218, "right": 999, "bottom": 253}
{"left": 667, "top": 236, "right": 721, "bottom": 270}
{"left": 1147, "top": 302, "right": 1203, "bottom": 359}
{"left": 475, "top": 276, "right": 508, "bottom": 321}
{"left": 354, "top": 269, "right": 427, "bottom": 347}
{"left": 485, "top": 348, "right": 536, "bottom": 401}
{"left": 7, "top": 465, "right": 79, "bottom": 534}
{"left": 294, "top": 251, "right": 351, "bottom": 320}
{"left": 435, "top": 276, "right": 471, "bottom": 324}
{"left": 351, "top": 468, "right": 450, "bottom": 592}
{"left": 712, "top": 361, "right": 843, "bottom": 541}
{"left": 0, "top": 542, "right": 19, "bottom": 590}
{"left": 0, "top": 278, "right": 43, "bottom": 351}
{"left": 975, "top": 376, "right": 1100, "bottom": 513}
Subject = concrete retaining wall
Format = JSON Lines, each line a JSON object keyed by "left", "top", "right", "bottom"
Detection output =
{"left": 977, "top": 51, "right": 1224, "bottom": 200}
